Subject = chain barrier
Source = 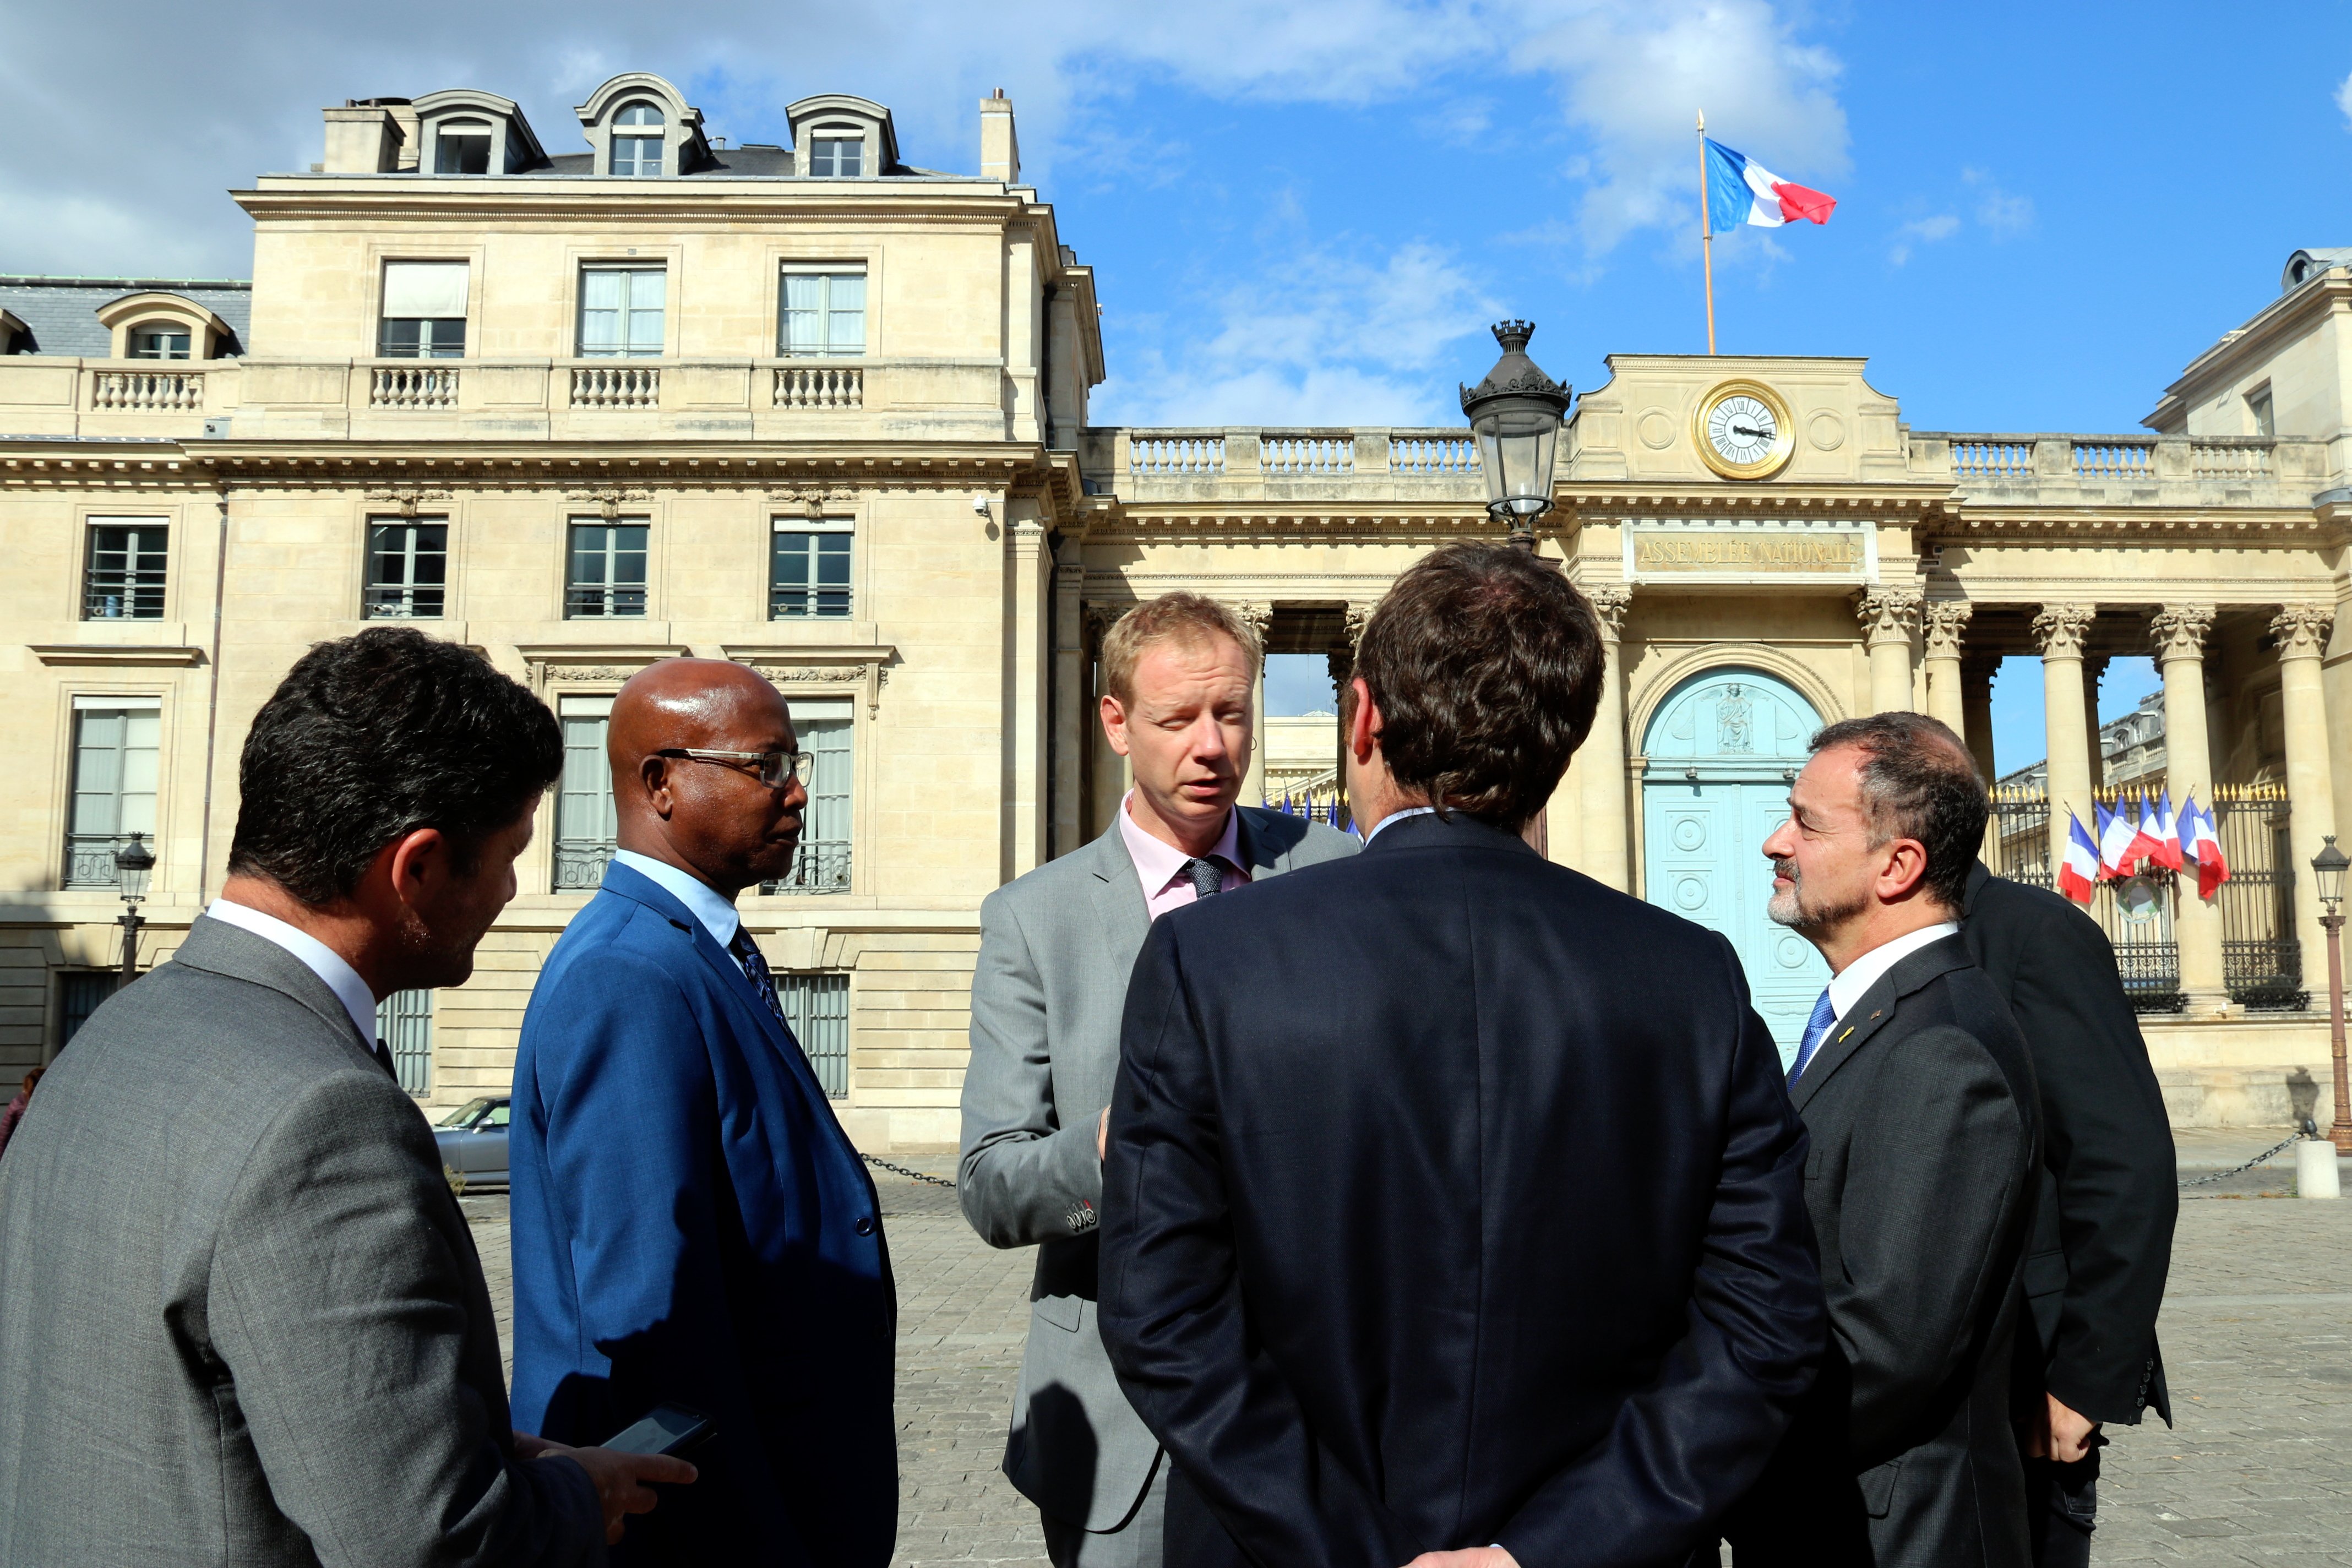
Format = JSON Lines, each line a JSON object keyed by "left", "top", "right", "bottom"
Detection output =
{"left": 863, "top": 1152, "right": 957, "bottom": 1189}
{"left": 2177, "top": 1132, "right": 2307, "bottom": 1189}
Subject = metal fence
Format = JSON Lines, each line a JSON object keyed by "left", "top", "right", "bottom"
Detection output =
{"left": 2213, "top": 783, "right": 2304, "bottom": 1010}
{"left": 777, "top": 972, "right": 850, "bottom": 1097}
{"left": 57, "top": 971, "right": 116, "bottom": 1047}
{"left": 375, "top": 989, "right": 433, "bottom": 1094}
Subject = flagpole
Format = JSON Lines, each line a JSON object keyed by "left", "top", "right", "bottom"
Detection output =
{"left": 1697, "top": 110, "right": 1717, "bottom": 355}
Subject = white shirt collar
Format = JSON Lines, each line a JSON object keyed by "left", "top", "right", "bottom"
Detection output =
{"left": 613, "top": 848, "right": 741, "bottom": 952}
{"left": 1360, "top": 805, "right": 1436, "bottom": 845}
{"left": 1117, "top": 792, "right": 1241, "bottom": 889}
{"left": 1826, "top": 920, "right": 1963, "bottom": 1022}
{"left": 204, "top": 898, "right": 379, "bottom": 1048}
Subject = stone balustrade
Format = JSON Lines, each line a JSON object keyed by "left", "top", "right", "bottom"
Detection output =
{"left": 1918, "top": 431, "right": 2322, "bottom": 505}
{"left": 1096, "top": 427, "right": 1485, "bottom": 499}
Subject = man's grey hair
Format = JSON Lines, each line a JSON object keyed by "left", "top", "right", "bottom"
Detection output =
{"left": 1806, "top": 712, "right": 1988, "bottom": 910}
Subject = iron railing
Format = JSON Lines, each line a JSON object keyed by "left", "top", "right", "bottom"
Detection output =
{"left": 759, "top": 840, "right": 851, "bottom": 895}
{"left": 553, "top": 839, "right": 615, "bottom": 891}
{"left": 2214, "top": 784, "right": 2305, "bottom": 1010}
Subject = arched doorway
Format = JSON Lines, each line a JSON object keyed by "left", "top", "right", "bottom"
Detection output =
{"left": 1640, "top": 668, "right": 1827, "bottom": 1066}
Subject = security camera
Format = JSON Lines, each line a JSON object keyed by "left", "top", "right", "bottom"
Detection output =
{"left": 972, "top": 496, "right": 993, "bottom": 516}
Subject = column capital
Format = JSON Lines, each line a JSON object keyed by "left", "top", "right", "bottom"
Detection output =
{"left": 1586, "top": 585, "right": 1631, "bottom": 643}
{"left": 1229, "top": 600, "right": 1275, "bottom": 639}
{"left": 1343, "top": 602, "right": 1374, "bottom": 644}
{"left": 1921, "top": 599, "right": 1973, "bottom": 659}
{"left": 1082, "top": 601, "right": 1126, "bottom": 642}
{"left": 2032, "top": 602, "right": 2095, "bottom": 658}
{"left": 2150, "top": 604, "right": 2215, "bottom": 662}
{"left": 2271, "top": 602, "right": 2336, "bottom": 658}
{"left": 1855, "top": 587, "right": 1924, "bottom": 645}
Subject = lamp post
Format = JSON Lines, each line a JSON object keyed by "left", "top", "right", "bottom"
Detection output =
{"left": 1460, "top": 320, "right": 1572, "bottom": 552}
{"left": 2315, "top": 835, "right": 2350, "bottom": 1153}
{"left": 113, "top": 831, "right": 154, "bottom": 986}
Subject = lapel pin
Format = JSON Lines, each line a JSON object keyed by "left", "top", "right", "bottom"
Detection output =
{"left": 1869, "top": 1009, "right": 1882, "bottom": 1020}
{"left": 1839, "top": 1026, "right": 1854, "bottom": 1042}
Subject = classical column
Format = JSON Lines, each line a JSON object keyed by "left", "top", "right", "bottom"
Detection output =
{"left": 2273, "top": 604, "right": 2342, "bottom": 998}
{"left": 1922, "top": 600, "right": 1973, "bottom": 736}
{"left": 2034, "top": 605, "right": 2098, "bottom": 875}
{"left": 2152, "top": 606, "right": 2228, "bottom": 1011}
{"left": 1330, "top": 604, "right": 1371, "bottom": 814}
{"left": 1085, "top": 603, "right": 1127, "bottom": 837}
{"left": 1050, "top": 546, "right": 1086, "bottom": 860}
{"left": 1960, "top": 655, "right": 2000, "bottom": 784}
{"left": 2083, "top": 654, "right": 2110, "bottom": 793}
{"left": 1006, "top": 515, "right": 1049, "bottom": 878}
{"left": 1856, "top": 588, "right": 1923, "bottom": 715}
{"left": 1580, "top": 587, "right": 1632, "bottom": 892}
{"left": 1235, "top": 602, "right": 1274, "bottom": 807}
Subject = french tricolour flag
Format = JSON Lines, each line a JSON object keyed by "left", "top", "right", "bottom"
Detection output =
{"left": 2097, "top": 800, "right": 2141, "bottom": 879}
{"left": 2148, "top": 790, "right": 2185, "bottom": 873}
{"left": 2183, "top": 796, "right": 2230, "bottom": 899}
{"left": 2059, "top": 812, "right": 2100, "bottom": 905}
{"left": 1705, "top": 139, "right": 1837, "bottom": 231}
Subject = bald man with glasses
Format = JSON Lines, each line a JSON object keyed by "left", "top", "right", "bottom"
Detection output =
{"left": 510, "top": 658, "right": 899, "bottom": 1568}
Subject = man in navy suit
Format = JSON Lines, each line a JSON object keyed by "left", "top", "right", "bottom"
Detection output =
{"left": 1098, "top": 543, "right": 1827, "bottom": 1568}
{"left": 511, "top": 659, "right": 896, "bottom": 1567}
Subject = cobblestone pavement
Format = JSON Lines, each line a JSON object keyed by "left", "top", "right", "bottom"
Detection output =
{"left": 467, "top": 1152, "right": 2352, "bottom": 1567}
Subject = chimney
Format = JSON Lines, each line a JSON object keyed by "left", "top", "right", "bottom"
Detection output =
{"left": 322, "top": 105, "right": 403, "bottom": 172}
{"left": 980, "top": 91, "right": 1019, "bottom": 184}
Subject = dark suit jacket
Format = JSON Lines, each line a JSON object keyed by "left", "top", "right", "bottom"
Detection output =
{"left": 1726, "top": 934, "right": 2041, "bottom": 1568}
{"left": 510, "top": 861, "right": 896, "bottom": 1567}
{"left": 0, "top": 916, "right": 602, "bottom": 1567}
{"left": 1961, "top": 862, "right": 2176, "bottom": 1427}
{"left": 1097, "top": 812, "right": 1826, "bottom": 1568}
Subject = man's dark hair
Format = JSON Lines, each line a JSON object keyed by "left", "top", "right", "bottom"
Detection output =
{"left": 1806, "top": 711, "right": 1988, "bottom": 911}
{"left": 228, "top": 627, "right": 563, "bottom": 904}
{"left": 1350, "top": 542, "right": 1604, "bottom": 830}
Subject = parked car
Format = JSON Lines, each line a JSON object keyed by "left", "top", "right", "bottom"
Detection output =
{"left": 434, "top": 1096, "right": 510, "bottom": 1189}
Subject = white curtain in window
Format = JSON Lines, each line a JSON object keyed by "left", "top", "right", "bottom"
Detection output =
{"left": 383, "top": 262, "right": 470, "bottom": 319}
{"left": 782, "top": 271, "right": 865, "bottom": 356}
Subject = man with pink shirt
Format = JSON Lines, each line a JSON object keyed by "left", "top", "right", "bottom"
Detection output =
{"left": 959, "top": 592, "right": 1356, "bottom": 1568}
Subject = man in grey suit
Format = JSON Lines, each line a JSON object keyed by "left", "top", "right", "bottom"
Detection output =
{"left": 1728, "top": 712, "right": 2041, "bottom": 1567}
{"left": 960, "top": 593, "right": 1355, "bottom": 1568}
{"left": 0, "top": 627, "right": 693, "bottom": 1567}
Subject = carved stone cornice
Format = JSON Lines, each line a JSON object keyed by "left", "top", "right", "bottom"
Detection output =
{"left": 2270, "top": 602, "right": 2335, "bottom": 657}
{"left": 2149, "top": 604, "right": 2215, "bottom": 663}
{"left": 1854, "top": 587, "right": 1923, "bottom": 646}
{"left": 2031, "top": 603, "right": 2095, "bottom": 658}
{"left": 1921, "top": 600, "right": 1973, "bottom": 660}
{"left": 723, "top": 643, "right": 899, "bottom": 716}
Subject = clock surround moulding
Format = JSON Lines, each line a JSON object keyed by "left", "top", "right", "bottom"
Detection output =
{"left": 1691, "top": 378, "right": 1797, "bottom": 482}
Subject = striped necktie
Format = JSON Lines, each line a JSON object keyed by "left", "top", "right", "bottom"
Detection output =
{"left": 1789, "top": 988, "right": 1837, "bottom": 1086}
{"left": 728, "top": 928, "right": 787, "bottom": 1026}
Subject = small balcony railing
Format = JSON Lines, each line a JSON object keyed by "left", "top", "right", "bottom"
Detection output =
{"left": 64, "top": 834, "right": 130, "bottom": 889}
{"left": 553, "top": 839, "right": 615, "bottom": 891}
{"left": 571, "top": 366, "right": 660, "bottom": 409}
{"left": 760, "top": 840, "right": 851, "bottom": 895}
{"left": 370, "top": 365, "right": 459, "bottom": 409}
{"left": 92, "top": 371, "right": 203, "bottom": 411}
{"left": 774, "top": 366, "right": 863, "bottom": 409}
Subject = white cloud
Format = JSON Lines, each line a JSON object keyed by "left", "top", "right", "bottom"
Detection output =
{"left": 2337, "top": 68, "right": 2352, "bottom": 128}
{"left": 1962, "top": 168, "right": 2033, "bottom": 236}
{"left": 1888, "top": 213, "right": 1958, "bottom": 266}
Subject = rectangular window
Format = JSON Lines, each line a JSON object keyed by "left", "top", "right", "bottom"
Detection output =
{"left": 433, "top": 130, "right": 491, "bottom": 174}
{"left": 376, "top": 989, "right": 433, "bottom": 1093}
{"left": 779, "top": 269, "right": 865, "bottom": 357}
{"left": 809, "top": 137, "right": 863, "bottom": 177}
{"left": 554, "top": 696, "right": 617, "bottom": 891}
{"left": 770, "top": 518, "right": 852, "bottom": 619}
{"left": 776, "top": 972, "right": 850, "bottom": 1096}
{"left": 613, "top": 135, "right": 663, "bottom": 176}
{"left": 2248, "top": 384, "right": 2275, "bottom": 439}
{"left": 65, "top": 700, "right": 160, "bottom": 889}
{"left": 765, "top": 704, "right": 851, "bottom": 894}
{"left": 58, "top": 971, "right": 117, "bottom": 1048}
{"left": 83, "top": 521, "right": 167, "bottom": 620}
{"left": 380, "top": 262, "right": 470, "bottom": 359}
{"left": 579, "top": 267, "right": 665, "bottom": 358}
{"left": 566, "top": 520, "right": 649, "bottom": 618}
{"left": 130, "top": 329, "right": 190, "bottom": 360}
{"left": 364, "top": 519, "right": 448, "bottom": 619}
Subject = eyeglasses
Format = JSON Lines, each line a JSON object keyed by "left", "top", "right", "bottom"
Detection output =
{"left": 656, "top": 748, "right": 815, "bottom": 788}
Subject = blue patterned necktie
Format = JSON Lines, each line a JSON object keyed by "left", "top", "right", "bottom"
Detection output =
{"left": 1183, "top": 857, "right": 1225, "bottom": 900}
{"left": 1789, "top": 988, "right": 1837, "bottom": 1086}
{"left": 728, "top": 928, "right": 787, "bottom": 1026}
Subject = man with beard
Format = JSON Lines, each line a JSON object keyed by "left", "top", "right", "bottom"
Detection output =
{"left": 1726, "top": 711, "right": 2041, "bottom": 1568}
{"left": 510, "top": 659, "right": 897, "bottom": 1566}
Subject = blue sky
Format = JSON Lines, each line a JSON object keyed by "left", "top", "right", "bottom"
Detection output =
{"left": 6, "top": 0, "right": 2340, "bottom": 763}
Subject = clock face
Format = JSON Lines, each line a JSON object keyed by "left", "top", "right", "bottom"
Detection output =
{"left": 1706, "top": 394, "right": 1779, "bottom": 465}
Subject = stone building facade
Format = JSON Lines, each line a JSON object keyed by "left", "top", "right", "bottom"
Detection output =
{"left": 3, "top": 79, "right": 2347, "bottom": 1139}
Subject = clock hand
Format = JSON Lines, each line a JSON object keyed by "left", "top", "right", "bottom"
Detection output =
{"left": 1732, "top": 424, "right": 1768, "bottom": 439}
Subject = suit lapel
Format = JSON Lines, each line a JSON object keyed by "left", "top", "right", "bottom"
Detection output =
{"left": 1790, "top": 934, "right": 1975, "bottom": 1112}
{"left": 1082, "top": 820, "right": 1152, "bottom": 961}
{"left": 599, "top": 864, "right": 815, "bottom": 1084}
{"left": 170, "top": 916, "right": 382, "bottom": 1074}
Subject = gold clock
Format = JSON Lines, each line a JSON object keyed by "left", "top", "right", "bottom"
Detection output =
{"left": 1692, "top": 379, "right": 1796, "bottom": 480}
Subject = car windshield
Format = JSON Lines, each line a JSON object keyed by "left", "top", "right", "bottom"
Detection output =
{"left": 484, "top": 1102, "right": 511, "bottom": 1129}
{"left": 438, "top": 1097, "right": 494, "bottom": 1129}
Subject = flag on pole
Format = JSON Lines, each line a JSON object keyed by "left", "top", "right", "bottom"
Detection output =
{"left": 2186, "top": 797, "right": 2230, "bottom": 898}
{"left": 2059, "top": 811, "right": 2100, "bottom": 905}
{"left": 2148, "top": 789, "right": 2184, "bottom": 872}
{"left": 1704, "top": 139, "right": 1838, "bottom": 231}
{"left": 2097, "top": 799, "right": 2139, "bottom": 879}
{"left": 2125, "top": 792, "right": 2165, "bottom": 871}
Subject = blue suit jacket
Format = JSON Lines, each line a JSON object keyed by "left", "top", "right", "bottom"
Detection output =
{"left": 510, "top": 861, "right": 896, "bottom": 1567}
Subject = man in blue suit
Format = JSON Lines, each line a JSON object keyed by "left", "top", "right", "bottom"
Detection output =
{"left": 511, "top": 658, "right": 896, "bottom": 1567}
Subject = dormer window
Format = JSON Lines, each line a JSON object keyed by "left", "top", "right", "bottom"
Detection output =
{"left": 130, "top": 328, "right": 192, "bottom": 361}
{"left": 612, "top": 101, "right": 665, "bottom": 176}
{"left": 433, "top": 118, "right": 493, "bottom": 175}
{"left": 810, "top": 133, "right": 863, "bottom": 177}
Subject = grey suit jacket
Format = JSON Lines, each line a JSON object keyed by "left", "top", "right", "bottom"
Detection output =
{"left": 959, "top": 807, "right": 1358, "bottom": 1531}
{"left": 1727, "top": 935, "right": 2041, "bottom": 1568}
{"left": 0, "top": 916, "right": 603, "bottom": 1568}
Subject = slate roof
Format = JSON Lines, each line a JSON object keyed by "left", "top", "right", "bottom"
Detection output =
{"left": 0, "top": 276, "right": 251, "bottom": 357}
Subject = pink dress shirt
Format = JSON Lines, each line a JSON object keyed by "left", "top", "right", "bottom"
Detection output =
{"left": 1118, "top": 792, "right": 1251, "bottom": 921}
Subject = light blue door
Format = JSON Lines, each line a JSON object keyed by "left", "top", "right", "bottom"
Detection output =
{"left": 1641, "top": 670, "right": 1828, "bottom": 1068}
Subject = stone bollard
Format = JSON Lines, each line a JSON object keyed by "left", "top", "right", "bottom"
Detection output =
{"left": 2296, "top": 1138, "right": 2340, "bottom": 1199}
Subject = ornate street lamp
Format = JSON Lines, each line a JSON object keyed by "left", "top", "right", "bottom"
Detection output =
{"left": 1460, "top": 320, "right": 1572, "bottom": 552}
{"left": 113, "top": 831, "right": 154, "bottom": 985}
{"left": 2315, "top": 835, "right": 2350, "bottom": 1153}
